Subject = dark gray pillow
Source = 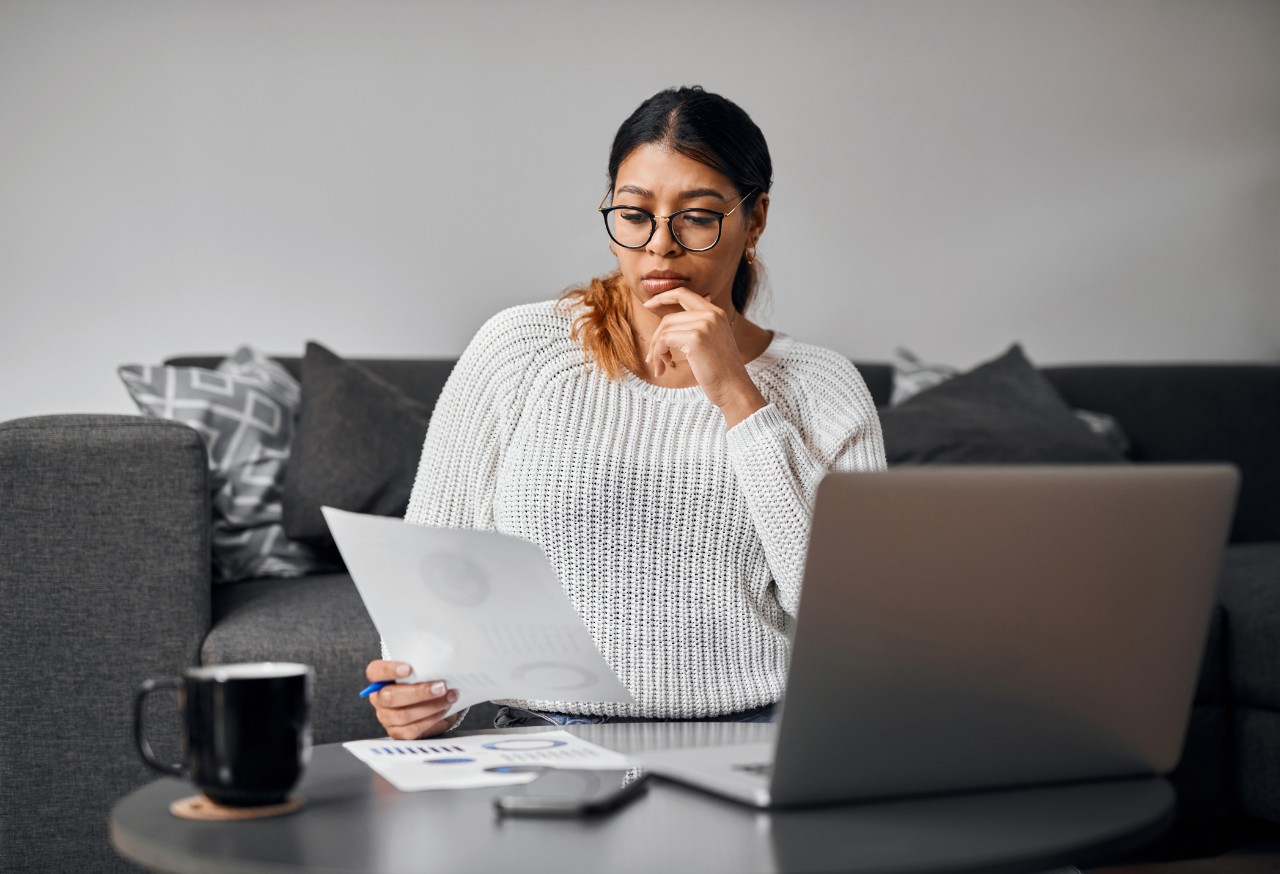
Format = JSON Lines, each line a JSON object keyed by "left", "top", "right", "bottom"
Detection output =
{"left": 890, "top": 345, "right": 1130, "bottom": 455}
{"left": 283, "top": 342, "right": 433, "bottom": 545}
{"left": 879, "top": 344, "right": 1128, "bottom": 465}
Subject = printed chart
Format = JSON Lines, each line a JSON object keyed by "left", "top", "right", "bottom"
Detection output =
{"left": 343, "top": 730, "right": 633, "bottom": 791}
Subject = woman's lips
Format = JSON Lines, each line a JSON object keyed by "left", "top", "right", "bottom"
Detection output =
{"left": 640, "top": 277, "right": 689, "bottom": 295}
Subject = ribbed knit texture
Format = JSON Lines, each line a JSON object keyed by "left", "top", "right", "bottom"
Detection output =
{"left": 405, "top": 300, "right": 886, "bottom": 718}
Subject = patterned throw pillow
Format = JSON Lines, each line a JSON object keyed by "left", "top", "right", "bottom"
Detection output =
{"left": 890, "top": 348, "right": 959, "bottom": 406}
{"left": 118, "top": 347, "right": 338, "bottom": 583}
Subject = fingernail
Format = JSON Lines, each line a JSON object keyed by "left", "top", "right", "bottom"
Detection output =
{"left": 431, "top": 682, "right": 445, "bottom": 695}
{"left": 447, "top": 690, "right": 458, "bottom": 703}
{"left": 395, "top": 664, "right": 410, "bottom": 677}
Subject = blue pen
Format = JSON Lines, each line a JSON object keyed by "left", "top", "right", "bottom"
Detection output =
{"left": 359, "top": 681, "right": 393, "bottom": 698}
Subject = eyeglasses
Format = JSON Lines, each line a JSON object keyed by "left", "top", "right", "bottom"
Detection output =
{"left": 598, "top": 187, "right": 758, "bottom": 252}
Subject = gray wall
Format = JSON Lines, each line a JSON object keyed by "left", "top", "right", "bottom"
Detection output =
{"left": 1, "top": 0, "right": 1277, "bottom": 421}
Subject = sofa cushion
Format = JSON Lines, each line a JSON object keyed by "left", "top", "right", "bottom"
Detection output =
{"left": 879, "top": 344, "right": 1129, "bottom": 465}
{"left": 283, "top": 342, "right": 434, "bottom": 548}
{"left": 119, "top": 348, "right": 336, "bottom": 583}
{"left": 1218, "top": 540, "right": 1280, "bottom": 710}
{"left": 1193, "top": 604, "right": 1226, "bottom": 707}
{"left": 204, "top": 573, "right": 385, "bottom": 744}
{"left": 1169, "top": 702, "right": 1232, "bottom": 823}
{"left": 1235, "top": 707, "right": 1280, "bottom": 822}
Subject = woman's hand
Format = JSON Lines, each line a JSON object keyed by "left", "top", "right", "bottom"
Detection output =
{"left": 365, "top": 660, "right": 461, "bottom": 740}
{"left": 643, "top": 288, "right": 767, "bottom": 427}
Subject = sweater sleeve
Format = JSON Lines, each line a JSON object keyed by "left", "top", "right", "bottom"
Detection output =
{"left": 397, "top": 307, "right": 546, "bottom": 731}
{"left": 725, "top": 353, "right": 886, "bottom": 616}
{"left": 404, "top": 308, "right": 534, "bottom": 530}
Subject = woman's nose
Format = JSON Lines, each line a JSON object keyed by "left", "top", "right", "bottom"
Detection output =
{"left": 646, "top": 218, "right": 682, "bottom": 256}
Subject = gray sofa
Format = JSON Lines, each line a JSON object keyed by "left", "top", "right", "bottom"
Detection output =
{"left": 1, "top": 357, "right": 1277, "bottom": 873}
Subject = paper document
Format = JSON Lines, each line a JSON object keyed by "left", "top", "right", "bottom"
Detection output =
{"left": 343, "top": 730, "right": 633, "bottom": 791}
{"left": 322, "top": 507, "right": 634, "bottom": 713}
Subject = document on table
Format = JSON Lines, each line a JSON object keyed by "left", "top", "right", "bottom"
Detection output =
{"left": 342, "top": 730, "right": 633, "bottom": 790}
{"left": 322, "top": 507, "right": 635, "bottom": 713}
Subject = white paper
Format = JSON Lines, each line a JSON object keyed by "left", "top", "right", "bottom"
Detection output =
{"left": 322, "top": 507, "right": 635, "bottom": 713}
{"left": 342, "top": 730, "right": 634, "bottom": 791}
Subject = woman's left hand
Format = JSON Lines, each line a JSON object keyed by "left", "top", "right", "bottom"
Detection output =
{"left": 643, "top": 289, "right": 767, "bottom": 427}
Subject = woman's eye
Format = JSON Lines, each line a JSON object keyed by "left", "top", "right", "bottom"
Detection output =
{"left": 681, "top": 213, "right": 717, "bottom": 227}
{"left": 618, "top": 210, "right": 650, "bottom": 224}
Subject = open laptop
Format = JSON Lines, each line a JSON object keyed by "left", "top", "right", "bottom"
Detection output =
{"left": 638, "top": 465, "right": 1239, "bottom": 807}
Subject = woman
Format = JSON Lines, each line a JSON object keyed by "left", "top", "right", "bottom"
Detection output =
{"left": 366, "top": 86, "right": 885, "bottom": 739}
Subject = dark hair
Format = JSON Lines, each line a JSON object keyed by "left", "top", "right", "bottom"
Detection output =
{"left": 563, "top": 87, "right": 773, "bottom": 379}
{"left": 609, "top": 86, "right": 772, "bottom": 313}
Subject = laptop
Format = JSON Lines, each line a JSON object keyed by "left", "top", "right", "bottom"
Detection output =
{"left": 638, "top": 465, "right": 1239, "bottom": 807}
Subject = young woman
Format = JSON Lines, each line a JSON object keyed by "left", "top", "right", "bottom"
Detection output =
{"left": 366, "top": 86, "right": 886, "bottom": 739}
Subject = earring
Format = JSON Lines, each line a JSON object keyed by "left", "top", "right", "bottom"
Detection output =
{"left": 745, "top": 245, "right": 757, "bottom": 266}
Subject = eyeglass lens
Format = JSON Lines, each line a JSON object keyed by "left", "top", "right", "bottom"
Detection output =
{"left": 606, "top": 208, "right": 722, "bottom": 250}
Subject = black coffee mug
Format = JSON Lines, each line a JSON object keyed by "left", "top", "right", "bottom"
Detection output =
{"left": 135, "top": 662, "right": 314, "bottom": 807}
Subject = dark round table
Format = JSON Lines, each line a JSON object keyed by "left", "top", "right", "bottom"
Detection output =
{"left": 111, "top": 723, "right": 1173, "bottom": 874}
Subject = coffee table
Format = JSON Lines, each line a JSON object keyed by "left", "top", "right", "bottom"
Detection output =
{"left": 111, "top": 722, "right": 1173, "bottom": 874}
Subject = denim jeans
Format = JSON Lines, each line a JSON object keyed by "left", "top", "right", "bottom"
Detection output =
{"left": 493, "top": 703, "right": 777, "bottom": 728}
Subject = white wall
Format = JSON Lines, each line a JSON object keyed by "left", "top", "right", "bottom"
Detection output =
{"left": 1, "top": 0, "right": 1277, "bottom": 421}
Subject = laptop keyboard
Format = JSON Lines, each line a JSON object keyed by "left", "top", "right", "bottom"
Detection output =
{"left": 733, "top": 762, "right": 773, "bottom": 778}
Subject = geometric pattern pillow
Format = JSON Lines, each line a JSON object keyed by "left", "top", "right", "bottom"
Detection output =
{"left": 118, "top": 346, "right": 338, "bottom": 583}
{"left": 890, "top": 347, "right": 959, "bottom": 406}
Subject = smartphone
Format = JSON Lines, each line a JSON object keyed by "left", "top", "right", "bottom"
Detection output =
{"left": 494, "top": 768, "right": 649, "bottom": 816}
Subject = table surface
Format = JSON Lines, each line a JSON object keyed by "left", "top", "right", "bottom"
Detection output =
{"left": 111, "top": 722, "right": 1174, "bottom": 874}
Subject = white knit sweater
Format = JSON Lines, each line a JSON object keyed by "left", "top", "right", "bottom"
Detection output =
{"left": 404, "top": 300, "right": 886, "bottom": 718}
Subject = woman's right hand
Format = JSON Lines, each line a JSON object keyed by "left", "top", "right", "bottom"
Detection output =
{"left": 365, "top": 660, "right": 460, "bottom": 740}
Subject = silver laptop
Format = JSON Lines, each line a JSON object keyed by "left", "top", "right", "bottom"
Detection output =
{"left": 639, "top": 465, "right": 1239, "bottom": 807}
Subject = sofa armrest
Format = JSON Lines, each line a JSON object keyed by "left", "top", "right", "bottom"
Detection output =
{"left": 0, "top": 414, "right": 211, "bottom": 872}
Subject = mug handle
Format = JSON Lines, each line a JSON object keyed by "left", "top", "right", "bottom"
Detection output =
{"left": 134, "top": 677, "right": 184, "bottom": 778}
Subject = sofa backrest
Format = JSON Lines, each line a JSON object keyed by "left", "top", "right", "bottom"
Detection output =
{"left": 167, "top": 356, "right": 896, "bottom": 408}
{"left": 1043, "top": 364, "right": 1280, "bottom": 544}
{"left": 168, "top": 356, "right": 1276, "bottom": 544}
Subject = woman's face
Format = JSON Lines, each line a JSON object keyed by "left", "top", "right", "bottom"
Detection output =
{"left": 608, "top": 143, "right": 767, "bottom": 319}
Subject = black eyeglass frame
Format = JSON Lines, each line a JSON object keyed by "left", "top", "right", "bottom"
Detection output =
{"left": 598, "top": 187, "right": 759, "bottom": 252}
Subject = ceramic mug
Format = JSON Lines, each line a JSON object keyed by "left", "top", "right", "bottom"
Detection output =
{"left": 134, "top": 662, "right": 314, "bottom": 806}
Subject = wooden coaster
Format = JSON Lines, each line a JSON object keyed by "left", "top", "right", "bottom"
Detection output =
{"left": 170, "top": 794, "right": 304, "bottom": 821}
